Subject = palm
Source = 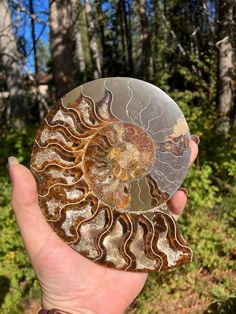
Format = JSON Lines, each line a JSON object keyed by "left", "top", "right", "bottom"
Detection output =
{"left": 34, "top": 226, "right": 147, "bottom": 313}
{"left": 10, "top": 165, "right": 147, "bottom": 312}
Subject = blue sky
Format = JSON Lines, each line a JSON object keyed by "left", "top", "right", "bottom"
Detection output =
{"left": 12, "top": 0, "right": 49, "bottom": 72}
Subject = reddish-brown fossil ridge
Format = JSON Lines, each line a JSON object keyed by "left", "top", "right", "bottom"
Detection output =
{"left": 31, "top": 77, "right": 193, "bottom": 272}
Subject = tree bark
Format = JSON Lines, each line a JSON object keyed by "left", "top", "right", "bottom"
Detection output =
{"left": 49, "top": 0, "right": 77, "bottom": 100}
{"left": 152, "top": 0, "right": 159, "bottom": 80}
{"left": 85, "top": 0, "right": 101, "bottom": 79}
{"left": 0, "top": 0, "right": 28, "bottom": 127}
{"left": 75, "top": 26, "right": 86, "bottom": 75}
{"left": 96, "top": 0, "right": 106, "bottom": 76}
{"left": 216, "top": 0, "right": 233, "bottom": 134}
{"left": 139, "top": 0, "right": 150, "bottom": 79}
{"left": 71, "top": 0, "right": 86, "bottom": 75}
{"left": 29, "top": 0, "right": 44, "bottom": 121}
{"left": 118, "top": 0, "right": 127, "bottom": 70}
{"left": 121, "top": 0, "right": 133, "bottom": 75}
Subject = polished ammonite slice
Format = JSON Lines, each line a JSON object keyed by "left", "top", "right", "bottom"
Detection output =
{"left": 30, "top": 77, "right": 193, "bottom": 272}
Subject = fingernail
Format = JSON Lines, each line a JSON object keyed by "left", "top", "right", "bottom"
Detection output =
{"left": 8, "top": 157, "right": 19, "bottom": 183}
{"left": 191, "top": 135, "right": 200, "bottom": 145}
{"left": 8, "top": 156, "right": 19, "bottom": 166}
{"left": 179, "top": 187, "right": 188, "bottom": 197}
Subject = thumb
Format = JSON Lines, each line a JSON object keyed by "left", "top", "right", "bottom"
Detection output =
{"left": 8, "top": 157, "right": 53, "bottom": 260}
{"left": 9, "top": 157, "right": 38, "bottom": 211}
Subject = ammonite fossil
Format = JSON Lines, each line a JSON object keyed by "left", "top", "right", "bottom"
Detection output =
{"left": 31, "top": 77, "right": 193, "bottom": 272}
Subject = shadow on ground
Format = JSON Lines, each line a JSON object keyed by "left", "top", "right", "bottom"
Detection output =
{"left": 0, "top": 275, "right": 10, "bottom": 306}
{"left": 205, "top": 297, "right": 236, "bottom": 314}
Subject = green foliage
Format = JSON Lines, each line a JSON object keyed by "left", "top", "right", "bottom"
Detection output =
{"left": 0, "top": 126, "right": 39, "bottom": 313}
{"left": 0, "top": 217, "right": 39, "bottom": 313}
{"left": 186, "top": 164, "right": 222, "bottom": 209}
{"left": 1, "top": 0, "right": 236, "bottom": 312}
{"left": 0, "top": 178, "right": 39, "bottom": 313}
{"left": 1, "top": 123, "right": 235, "bottom": 313}
{"left": 1, "top": 102, "right": 235, "bottom": 313}
{"left": 206, "top": 297, "right": 236, "bottom": 314}
{"left": 0, "top": 126, "right": 36, "bottom": 174}
{"left": 133, "top": 194, "right": 236, "bottom": 313}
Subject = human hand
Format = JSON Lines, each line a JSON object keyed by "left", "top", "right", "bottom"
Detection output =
{"left": 8, "top": 138, "right": 198, "bottom": 314}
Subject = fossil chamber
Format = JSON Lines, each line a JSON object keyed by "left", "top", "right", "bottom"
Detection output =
{"left": 30, "top": 77, "right": 193, "bottom": 272}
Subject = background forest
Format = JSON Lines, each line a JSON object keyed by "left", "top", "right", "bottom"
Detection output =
{"left": 0, "top": 0, "right": 236, "bottom": 313}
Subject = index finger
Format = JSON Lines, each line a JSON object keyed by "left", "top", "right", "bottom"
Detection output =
{"left": 189, "top": 137, "right": 199, "bottom": 167}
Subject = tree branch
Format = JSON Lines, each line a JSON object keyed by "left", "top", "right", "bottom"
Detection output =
{"left": 12, "top": 0, "right": 49, "bottom": 25}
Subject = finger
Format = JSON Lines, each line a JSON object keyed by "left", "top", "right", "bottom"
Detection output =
{"left": 8, "top": 157, "right": 55, "bottom": 260}
{"left": 167, "top": 188, "right": 188, "bottom": 221}
{"left": 189, "top": 136, "right": 199, "bottom": 167}
{"left": 167, "top": 136, "right": 199, "bottom": 216}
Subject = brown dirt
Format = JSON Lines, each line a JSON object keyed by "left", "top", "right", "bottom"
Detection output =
{"left": 127, "top": 270, "right": 236, "bottom": 314}
{"left": 23, "top": 299, "right": 41, "bottom": 314}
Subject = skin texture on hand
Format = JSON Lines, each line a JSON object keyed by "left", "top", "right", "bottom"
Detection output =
{"left": 8, "top": 140, "right": 198, "bottom": 314}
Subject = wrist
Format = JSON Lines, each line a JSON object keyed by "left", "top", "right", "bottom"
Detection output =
{"left": 41, "top": 294, "right": 127, "bottom": 314}
{"left": 41, "top": 300, "right": 96, "bottom": 314}
{"left": 40, "top": 280, "right": 129, "bottom": 314}
{"left": 41, "top": 294, "right": 113, "bottom": 314}
{"left": 39, "top": 310, "right": 69, "bottom": 314}
{"left": 40, "top": 306, "right": 96, "bottom": 314}
{"left": 41, "top": 295, "right": 95, "bottom": 314}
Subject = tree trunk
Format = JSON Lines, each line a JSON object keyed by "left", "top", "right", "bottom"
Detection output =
{"left": 96, "top": 0, "right": 106, "bottom": 76}
{"left": 85, "top": 0, "right": 101, "bottom": 79}
{"left": 139, "top": 0, "right": 150, "bottom": 79}
{"left": 118, "top": 0, "right": 127, "bottom": 71}
{"left": 49, "top": 0, "right": 77, "bottom": 100}
{"left": 0, "top": 0, "right": 28, "bottom": 127}
{"left": 71, "top": 0, "right": 86, "bottom": 75}
{"left": 75, "top": 26, "right": 86, "bottom": 75}
{"left": 29, "top": 0, "right": 44, "bottom": 121}
{"left": 216, "top": 0, "right": 233, "bottom": 134}
{"left": 121, "top": 0, "right": 133, "bottom": 75}
{"left": 152, "top": 0, "right": 158, "bottom": 80}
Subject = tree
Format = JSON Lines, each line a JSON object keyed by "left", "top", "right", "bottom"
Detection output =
{"left": 49, "top": 0, "right": 78, "bottom": 99}
{"left": 139, "top": 0, "right": 150, "bottom": 79}
{"left": 96, "top": 0, "right": 107, "bottom": 76}
{"left": 121, "top": 0, "right": 133, "bottom": 75}
{"left": 85, "top": 0, "right": 101, "bottom": 79}
{"left": 0, "top": 0, "right": 28, "bottom": 127}
{"left": 216, "top": 0, "right": 234, "bottom": 134}
{"left": 71, "top": 0, "right": 86, "bottom": 76}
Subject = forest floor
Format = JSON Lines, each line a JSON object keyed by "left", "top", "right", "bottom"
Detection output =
{"left": 128, "top": 270, "right": 236, "bottom": 314}
{"left": 22, "top": 269, "right": 236, "bottom": 314}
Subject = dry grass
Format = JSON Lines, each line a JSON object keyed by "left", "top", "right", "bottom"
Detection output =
{"left": 22, "top": 270, "right": 236, "bottom": 314}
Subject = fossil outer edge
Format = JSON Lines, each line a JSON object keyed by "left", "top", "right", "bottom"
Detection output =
{"left": 30, "top": 77, "right": 193, "bottom": 272}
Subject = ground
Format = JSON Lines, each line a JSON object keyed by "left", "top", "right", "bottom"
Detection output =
{"left": 22, "top": 270, "right": 236, "bottom": 314}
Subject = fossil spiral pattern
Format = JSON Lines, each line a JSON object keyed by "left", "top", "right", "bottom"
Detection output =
{"left": 31, "top": 77, "right": 193, "bottom": 272}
